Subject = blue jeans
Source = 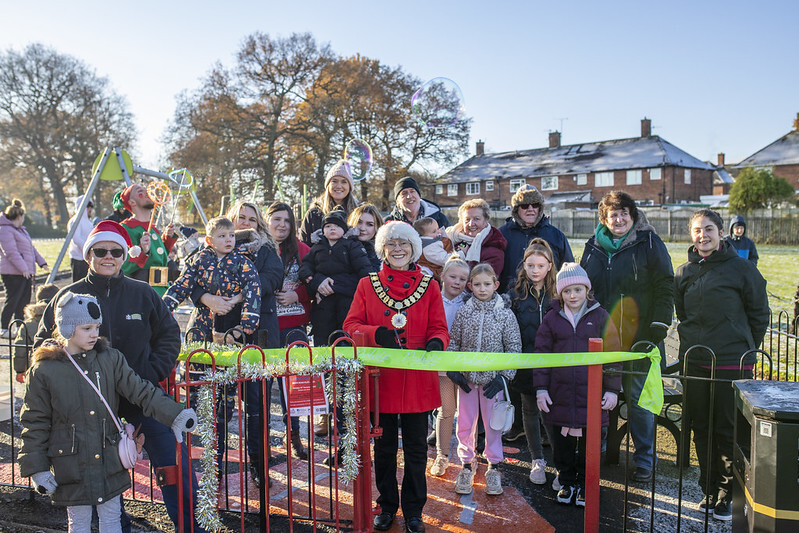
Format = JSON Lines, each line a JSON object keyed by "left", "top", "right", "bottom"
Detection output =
{"left": 125, "top": 407, "right": 207, "bottom": 533}
{"left": 623, "top": 357, "right": 657, "bottom": 471}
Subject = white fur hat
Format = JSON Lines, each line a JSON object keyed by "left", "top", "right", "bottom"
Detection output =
{"left": 375, "top": 221, "right": 423, "bottom": 264}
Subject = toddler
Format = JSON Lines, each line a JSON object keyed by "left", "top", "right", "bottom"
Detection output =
{"left": 413, "top": 217, "right": 453, "bottom": 281}
{"left": 448, "top": 264, "right": 521, "bottom": 496}
{"left": 533, "top": 263, "right": 621, "bottom": 506}
{"left": 19, "top": 292, "right": 197, "bottom": 533}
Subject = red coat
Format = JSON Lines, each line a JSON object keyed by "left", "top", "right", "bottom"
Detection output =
{"left": 344, "top": 264, "right": 449, "bottom": 413}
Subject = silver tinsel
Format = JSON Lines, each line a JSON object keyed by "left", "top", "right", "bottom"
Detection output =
{"left": 188, "top": 352, "right": 363, "bottom": 530}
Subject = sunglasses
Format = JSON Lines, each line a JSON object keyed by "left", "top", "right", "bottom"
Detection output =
{"left": 92, "top": 248, "right": 125, "bottom": 258}
{"left": 518, "top": 203, "right": 541, "bottom": 210}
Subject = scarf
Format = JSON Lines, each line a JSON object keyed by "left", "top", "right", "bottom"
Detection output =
{"left": 594, "top": 223, "right": 631, "bottom": 255}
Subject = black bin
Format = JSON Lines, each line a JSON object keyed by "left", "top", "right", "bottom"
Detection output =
{"left": 732, "top": 380, "right": 799, "bottom": 532}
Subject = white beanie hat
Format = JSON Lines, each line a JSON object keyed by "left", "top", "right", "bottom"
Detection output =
{"left": 324, "top": 159, "right": 355, "bottom": 192}
{"left": 375, "top": 221, "right": 423, "bottom": 263}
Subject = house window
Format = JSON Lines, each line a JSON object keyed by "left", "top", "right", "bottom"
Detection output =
{"left": 684, "top": 169, "right": 691, "bottom": 184}
{"left": 626, "top": 170, "right": 642, "bottom": 186}
{"left": 485, "top": 181, "right": 494, "bottom": 191}
{"left": 595, "top": 172, "right": 614, "bottom": 187}
{"left": 576, "top": 173, "right": 587, "bottom": 185}
{"left": 509, "top": 179, "right": 526, "bottom": 193}
{"left": 447, "top": 184, "right": 458, "bottom": 196}
{"left": 541, "top": 176, "right": 558, "bottom": 191}
{"left": 650, "top": 168, "right": 661, "bottom": 181}
{"left": 466, "top": 182, "right": 480, "bottom": 195}
{"left": 435, "top": 184, "right": 443, "bottom": 195}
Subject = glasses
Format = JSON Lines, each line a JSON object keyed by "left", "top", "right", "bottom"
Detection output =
{"left": 518, "top": 203, "right": 541, "bottom": 210}
{"left": 385, "top": 240, "right": 412, "bottom": 250}
{"left": 92, "top": 248, "right": 125, "bottom": 258}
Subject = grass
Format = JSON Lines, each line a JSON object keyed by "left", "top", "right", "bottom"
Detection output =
{"left": 31, "top": 239, "right": 72, "bottom": 273}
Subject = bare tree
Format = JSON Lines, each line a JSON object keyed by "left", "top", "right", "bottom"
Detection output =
{"left": 0, "top": 43, "right": 135, "bottom": 226}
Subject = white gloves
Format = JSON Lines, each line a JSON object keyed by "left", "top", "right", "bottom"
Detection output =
{"left": 602, "top": 392, "right": 618, "bottom": 411}
{"left": 171, "top": 408, "right": 199, "bottom": 443}
{"left": 31, "top": 471, "right": 57, "bottom": 495}
{"left": 536, "top": 390, "right": 552, "bottom": 413}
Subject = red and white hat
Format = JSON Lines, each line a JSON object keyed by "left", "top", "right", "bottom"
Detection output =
{"left": 82, "top": 220, "right": 141, "bottom": 260}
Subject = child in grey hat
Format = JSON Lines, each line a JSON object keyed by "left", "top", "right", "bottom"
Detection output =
{"left": 18, "top": 291, "right": 198, "bottom": 533}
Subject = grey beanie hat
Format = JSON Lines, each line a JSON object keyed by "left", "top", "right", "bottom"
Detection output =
{"left": 55, "top": 292, "right": 102, "bottom": 339}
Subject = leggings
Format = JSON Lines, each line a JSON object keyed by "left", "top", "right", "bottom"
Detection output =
{"left": 67, "top": 495, "right": 121, "bottom": 533}
{"left": 435, "top": 375, "right": 458, "bottom": 458}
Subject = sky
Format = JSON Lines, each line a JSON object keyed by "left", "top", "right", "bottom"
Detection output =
{"left": 1, "top": 0, "right": 797, "bottom": 173}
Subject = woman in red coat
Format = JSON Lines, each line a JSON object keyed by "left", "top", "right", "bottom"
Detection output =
{"left": 344, "top": 221, "right": 449, "bottom": 533}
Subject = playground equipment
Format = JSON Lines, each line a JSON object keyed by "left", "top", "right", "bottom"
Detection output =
{"left": 45, "top": 147, "right": 208, "bottom": 284}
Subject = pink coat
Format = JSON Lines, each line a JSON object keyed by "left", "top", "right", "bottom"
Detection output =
{"left": 0, "top": 214, "right": 45, "bottom": 276}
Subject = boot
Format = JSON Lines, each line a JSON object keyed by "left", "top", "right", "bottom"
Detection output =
{"left": 288, "top": 431, "right": 308, "bottom": 460}
{"left": 248, "top": 455, "right": 263, "bottom": 488}
{"left": 314, "top": 414, "right": 330, "bottom": 436}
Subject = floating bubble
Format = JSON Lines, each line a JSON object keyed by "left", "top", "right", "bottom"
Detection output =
{"left": 168, "top": 168, "right": 194, "bottom": 189}
{"left": 411, "top": 77, "right": 465, "bottom": 128}
{"left": 343, "top": 139, "right": 373, "bottom": 181}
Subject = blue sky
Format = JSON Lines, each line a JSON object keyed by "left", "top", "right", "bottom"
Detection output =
{"left": 1, "top": 0, "right": 797, "bottom": 172}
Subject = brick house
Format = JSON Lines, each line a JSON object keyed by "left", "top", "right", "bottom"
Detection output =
{"left": 732, "top": 113, "right": 799, "bottom": 190}
{"left": 430, "top": 118, "right": 716, "bottom": 209}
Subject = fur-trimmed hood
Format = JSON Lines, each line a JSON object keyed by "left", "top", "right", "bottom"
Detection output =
{"left": 24, "top": 301, "right": 49, "bottom": 322}
{"left": 32, "top": 337, "right": 109, "bottom": 363}
{"left": 235, "top": 228, "right": 275, "bottom": 254}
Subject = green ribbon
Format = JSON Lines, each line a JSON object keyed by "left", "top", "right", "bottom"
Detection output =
{"left": 180, "top": 347, "right": 664, "bottom": 415}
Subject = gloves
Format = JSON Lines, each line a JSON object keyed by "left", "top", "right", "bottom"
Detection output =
{"left": 536, "top": 390, "right": 553, "bottom": 413}
{"left": 601, "top": 392, "right": 618, "bottom": 411}
{"left": 425, "top": 338, "right": 444, "bottom": 352}
{"left": 171, "top": 408, "right": 199, "bottom": 444}
{"left": 482, "top": 375, "right": 506, "bottom": 399}
{"left": 647, "top": 322, "right": 669, "bottom": 346}
{"left": 374, "top": 327, "right": 400, "bottom": 349}
{"left": 446, "top": 371, "right": 472, "bottom": 394}
{"left": 31, "top": 471, "right": 57, "bottom": 495}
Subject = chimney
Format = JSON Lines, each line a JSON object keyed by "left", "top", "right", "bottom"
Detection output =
{"left": 794, "top": 112, "right": 799, "bottom": 131}
{"left": 548, "top": 131, "right": 561, "bottom": 148}
{"left": 641, "top": 117, "right": 652, "bottom": 137}
{"left": 476, "top": 140, "right": 485, "bottom": 156}
{"left": 717, "top": 153, "right": 725, "bottom": 166}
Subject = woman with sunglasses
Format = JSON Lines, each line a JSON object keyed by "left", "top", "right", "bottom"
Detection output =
{"left": 498, "top": 185, "right": 573, "bottom": 293}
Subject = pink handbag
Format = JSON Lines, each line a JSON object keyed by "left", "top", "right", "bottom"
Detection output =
{"left": 66, "top": 352, "right": 144, "bottom": 469}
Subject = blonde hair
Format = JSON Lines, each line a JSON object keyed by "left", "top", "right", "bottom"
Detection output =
{"left": 226, "top": 199, "right": 277, "bottom": 250}
{"left": 3, "top": 199, "right": 25, "bottom": 220}
{"left": 513, "top": 238, "right": 557, "bottom": 301}
{"left": 348, "top": 203, "right": 384, "bottom": 231}
{"left": 205, "top": 216, "right": 234, "bottom": 235}
{"left": 456, "top": 198, "right": 491, "bottom": 233}
{"left": 441, "top": 256, "right": 470, "bottom": 278}
{"left": 469, "top": 263, "right": 498, "bottom": 283}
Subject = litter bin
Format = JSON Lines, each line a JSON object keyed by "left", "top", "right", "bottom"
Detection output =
{"left": 732, "top": 380, "right": 799, "bottom": 532}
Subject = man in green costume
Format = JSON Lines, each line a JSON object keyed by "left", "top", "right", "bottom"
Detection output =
{"left": 119, "top": 184, "right": 177, "bottom": 296}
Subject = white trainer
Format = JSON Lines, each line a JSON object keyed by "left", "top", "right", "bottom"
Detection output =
{"left": 529, "top": 459, "right": 547, "bottom": 485}
{"left": 430, "top": 454, "right": 449, "bottom": 477}
{"left": 485, "top": 467, "right": 503, "bottom": 495}
{"left": 454, "top": 465, "right": 475, "bottom": 494}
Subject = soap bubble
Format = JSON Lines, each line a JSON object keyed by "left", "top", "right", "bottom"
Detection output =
{"left": 343, "top": 139, "right": 373, "bottom": 181}
{"left": 411, "top": 77, "right": 465, "bottom": 128}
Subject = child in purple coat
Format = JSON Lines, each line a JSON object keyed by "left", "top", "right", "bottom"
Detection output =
{"left": 533, "top": 263, "right": 621, "bottom": 507}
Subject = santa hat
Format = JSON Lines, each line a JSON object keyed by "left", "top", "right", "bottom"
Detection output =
{"left": 375, "top": 221, "right": 423, "bottom": 263}
{"left": 82, "top": 220, "right": 141, "bottom": 260}
{"left": 120, "top": 185, "right": 135, "bottom": 211}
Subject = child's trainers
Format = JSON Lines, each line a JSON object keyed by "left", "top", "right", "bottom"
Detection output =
{"left": 529, "top": 459, "right": 547, "bottom": 485}
{"left": 552, "top": 474, "right": 562, "bottom": 492}
{"left": 575, "top": 487, "right": 585, "bottom": 507}
{"left": 430, "top": 454, "right": 449, "bottom": 477}
{"left": 557, "top": 485, "right": 576, "bottom": 505}
{"left": 713, "top": 497, "right": 732, "bottom": 521}
{"left": 485, "top": 467, "right": 503, "bottom": 495}
{"left": 454, "top": 464, "right": 475, "bottom": 494}
{"left": 699, "top": 493, "right": 717, "bottom": 511}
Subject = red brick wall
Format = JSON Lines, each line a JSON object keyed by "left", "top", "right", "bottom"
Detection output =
{"left": 774, "top": 164, "right": 799, "bottom": 190}
{"left": 428, "top": 166, "right": 714, "bottom": 208}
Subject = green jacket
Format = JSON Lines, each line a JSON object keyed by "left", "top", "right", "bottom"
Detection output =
{"left": 675, "top": 241, "right": 769, "bottom": 367}
{"left": 19, "top": 338, "right": 184, "bottom": 506}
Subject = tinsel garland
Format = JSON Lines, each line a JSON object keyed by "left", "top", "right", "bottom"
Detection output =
{"left": 187, "top": 352, "right": 362, "bottom": 531}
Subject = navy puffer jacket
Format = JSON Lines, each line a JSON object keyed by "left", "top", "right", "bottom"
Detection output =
{"left": 508, "top": 285, "right": 552, "bottom": 393}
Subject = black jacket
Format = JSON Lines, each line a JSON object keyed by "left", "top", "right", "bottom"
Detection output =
{"left": 507, "top": 285, "right": 552, "bottom": 393}
{"left": 298, "top": 236, "right": 373, "bottom": 297}
{"left": 358, "top": 237, "right": 382, "bottom": 272}
{"left": 726, "top": 215, "right": 759, "bottom": 266}
{"left": 35, "top": 271, "right": 181, "bottom": 417}
{"left": 498, "top": 214, "right": 574, "bottom": 292}
{"left": 675, "top": 241, "right": 769, "bottom": 366}
{"left": 385, "top": 198, "right": 450, "bottom": 229}
{"left": 580, "top": 213, "right": 674, "bottom": 350}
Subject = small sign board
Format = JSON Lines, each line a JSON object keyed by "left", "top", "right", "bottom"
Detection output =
{"left": 283, "top": 374, "right": 329, "bottom": 416}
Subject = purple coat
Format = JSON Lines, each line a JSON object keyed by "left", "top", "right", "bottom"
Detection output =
{"left": 0, "top": 214, "right": 45, "bottom": 276}
{"left": 532, "top": 298, "right": 622, "bottom": 428}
